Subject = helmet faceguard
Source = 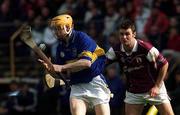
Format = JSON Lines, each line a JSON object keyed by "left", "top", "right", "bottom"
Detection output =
{"left": 49, "top": 14, "right": 73, "bottom": 39}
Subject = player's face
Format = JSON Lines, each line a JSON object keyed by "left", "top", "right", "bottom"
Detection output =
{"left": 119, "top": 28, "right": 135, "bottom": 46}
{"left": 51, "top": 26, "right": 67, "bottom": 40}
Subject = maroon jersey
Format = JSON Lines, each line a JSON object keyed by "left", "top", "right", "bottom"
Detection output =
{"left": 106, "top": 40, "right": 167, "bottom": 93}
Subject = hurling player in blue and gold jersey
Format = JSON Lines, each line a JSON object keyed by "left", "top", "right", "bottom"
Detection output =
{"left": 39, "top": 14, "right": 110, "bottom": 115}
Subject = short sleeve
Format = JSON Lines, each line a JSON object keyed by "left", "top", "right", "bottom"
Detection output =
{"left": 106, "top": 47, "right": 117, "bottom": 60}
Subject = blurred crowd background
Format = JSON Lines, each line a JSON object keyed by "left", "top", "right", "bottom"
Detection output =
{"left": 0, "top": 0, "right": 179, "bottom": 115}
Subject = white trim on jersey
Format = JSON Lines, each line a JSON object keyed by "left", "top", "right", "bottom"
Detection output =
{"left": 146, "top": 47, "right": 159, "bottom": 62}
{"left": 106, "top": 47, "right": 117, "bottom": 60}
{"left": 121, "top": 40, "right": 138, "bottom": 53}
{"left": 146, "top": 47, "right": 159, "bottom": 69}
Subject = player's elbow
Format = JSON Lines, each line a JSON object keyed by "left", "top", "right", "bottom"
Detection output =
{"left": 165, "top": 62, "right": 169, "bottom": 70}
{"left": 164, "top": 61, "right": 169, "bottom": 68}
{"left": 85, "top": 60, "right": 92, "bottom": 68}
{"left": 81, "top": 60, "right": 91, "bottom": 68}
{"left": 161, "top": 61, "right": 169, "bottom": 71}
{"left": 166, "top": 61, "right": 169, "bottom": 67}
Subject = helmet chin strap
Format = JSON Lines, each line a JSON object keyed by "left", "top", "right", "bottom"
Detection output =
{"left": 52, "top": 25, "right": 72, "bottom": 41}
{"left": 64, "top": 25, "right": 72, "bottom": 35}
{"left": 62, "top": 25, "right": 73, "bottom": 44}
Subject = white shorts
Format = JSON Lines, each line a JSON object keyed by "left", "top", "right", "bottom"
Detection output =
{"left": 70, "top": 75, "right": 111, "bottom": 106}
{"left": 124, "top": 82, "right": 171, "bottom": 105}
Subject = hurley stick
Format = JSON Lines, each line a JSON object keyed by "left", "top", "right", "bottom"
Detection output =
{"left": 20, "top": 25, "right": 68, "bottom": 87}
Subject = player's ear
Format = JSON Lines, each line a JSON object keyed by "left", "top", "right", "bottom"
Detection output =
{"left": 72, "top": 23, "right": 74, "bottom": 29}
{"left": 133, "top": 32, "right": 136, "bottom": 38}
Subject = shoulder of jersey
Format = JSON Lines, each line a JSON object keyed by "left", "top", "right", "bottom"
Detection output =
{"left": 138, "top": 39, "right": 153, "bottom": 50}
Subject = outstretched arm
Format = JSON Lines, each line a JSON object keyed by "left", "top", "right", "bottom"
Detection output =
{"left": 39, "top": 59, "right": 91, "bottom": 73}
{"left": 54, "top": 59, "right": 91, "bottom": 73}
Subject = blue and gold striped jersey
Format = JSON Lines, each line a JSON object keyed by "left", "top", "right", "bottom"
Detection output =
{"left": 56, "top": 30, "right": 106, "bottom": 85}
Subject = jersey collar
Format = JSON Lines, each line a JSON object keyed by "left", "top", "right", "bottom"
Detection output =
{"left": 121, "top": 40, "right": 138, "bottom": 54}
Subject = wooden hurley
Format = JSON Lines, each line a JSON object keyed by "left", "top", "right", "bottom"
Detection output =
{"left": 20, "top": 25, "right": 68, "bottom": 87}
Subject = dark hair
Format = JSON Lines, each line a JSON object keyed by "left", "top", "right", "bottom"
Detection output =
{"left": 118, "top": 18, "right": 136, "bottom": 33}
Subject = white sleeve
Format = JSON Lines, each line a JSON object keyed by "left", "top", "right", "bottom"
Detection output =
{"left": 146, "top": 47, "right": 159, "bottom": 62}
{"left": 106, "top": 47, "right": 117, "bottom": 60}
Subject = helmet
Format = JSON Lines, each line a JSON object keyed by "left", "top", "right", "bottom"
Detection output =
{"left": 50, "top": 14, "right": 73, "bottom": 36}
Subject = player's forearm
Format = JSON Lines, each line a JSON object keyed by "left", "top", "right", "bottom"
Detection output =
{"left": 62, "top": 59, "right": 91, "bottom": 72}
{"left": 155, "top": 62, "right": 168, "bottom": 88}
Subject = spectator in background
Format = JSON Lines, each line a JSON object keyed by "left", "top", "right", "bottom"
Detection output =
{"left": 134, "top": 2, "right": 150, "bottom": 38}
{"left": 13, "top": 82, "right": 37, "bottom": 115}
{"left": 117, "top": 6, "right": 127, "bottom": 21}
{"left": 144, "top": 5, "right": 169, "bottom": 32}
{"left": 167, "top": 27, "right": 180, "bottom": 52}
{"left": 144, "top": 6, "right": 169, "bottom": 50}
{"left": 84, "top": 0, "right": 103, "bottom": 31}
{"left": 31, "top": 16, "right": 45, "bottom": 45}
{"left": 103, "top": 1, "right": 119, "bottom": 50}
{"left": 125, "top": 1, "right": 136, "bottom": 20}
{"left": 159, "top": 17, "right": 179, "bottom": 77}
{"left": 152, "top": 0, "right": 176, "bottom": 17}
{"left": 8, "top": 80, "right": 19, "bottom": 92}
{"left": 13, "top": 0, "right": 34, "bottom": 22}
{"left": 108, "top": 32, "right": 119, "bottom": 46}
{"left": 162, "top": 50, "right": 180, "bottom": 92}
{"left": 115, "top": 6, "right": 127, "bottom": 31}
{"left": 169, "top": 17, "right": 179, "bottom": 29}
{"left": 161, "top": 17, "right": 179, "bottom": 51}
{"left": 105, "top": 63, "right": 126, "bottom": 115}
{"left": 47, "top": 0, "right": 63, "bottom": 17}
{"left": 0, "top": 0, "right": 13, "bottom": 22}
{"left": 73, "top": 0, "right": 87, "bottom": 30}
{"left": 0, "top": 80, "right": 19, "bottom": 115}
{"left": 174, "top": 3, "right": 180, "bottom": 31}
{"left": 26, "top": 8, "right": 36, "bottom": 24}
{"left": 74, "top": 0, "right": 87, "bottom": 21}
{"left": 43, "top": 26, "right": 58, "bottom": 58}
{"left": 169, "top": 66, "right": 180, "bottom": 115}
{"left": 146, "top": 25, "right": 162, "bottom": 50}
{"left": 36, "top": 79, "right": 60, "bottom": 115}
{"left": 0, "top": 0, "right": 16, "bottom": 43}
{"left": 86, "top": 22, "right": 105, "bottom": 51}
{"left": 57, "top": 0, "right": 76, "bottom": 15}
{"left": 40, "top": 6, "right": 51, "bottom": 22}
{"left": 103, "top": 1, "right": 119, "bottom": 38}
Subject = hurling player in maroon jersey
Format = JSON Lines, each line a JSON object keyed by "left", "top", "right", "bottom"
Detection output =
{"left": 106, "top": 19, "right": 174, "bottom": 115}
